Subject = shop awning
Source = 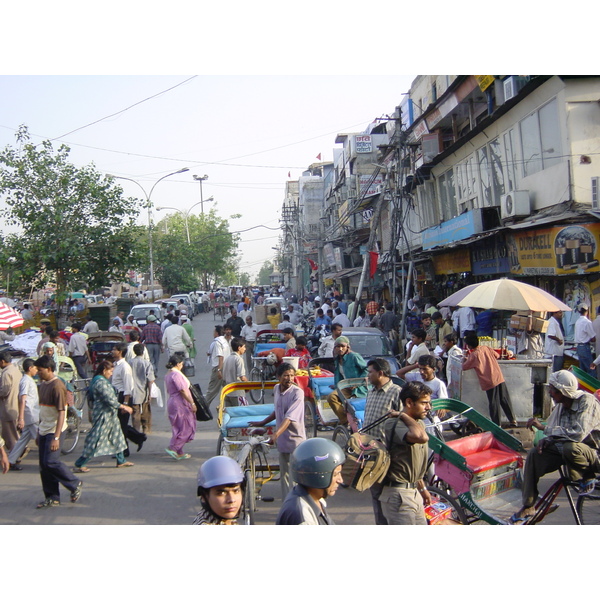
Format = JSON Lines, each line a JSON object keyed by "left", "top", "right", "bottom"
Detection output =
{"left": 322, "top": 267, "right": 363, "bottom": 279}
{"left": 505, "top": 210, "right": 585, "bottom": 230}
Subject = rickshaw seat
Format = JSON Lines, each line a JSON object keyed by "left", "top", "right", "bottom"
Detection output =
{"left": 255, "top": 343, "right": 287, "bottom": 354}
{"left": 311, "top": 376, "right": 335, "bottom": 398}
{"left": 221, "top": 404, "right": 276, "bottom": 432}
{"left": 446, "top": 431, "right": 522, "bottom": 474}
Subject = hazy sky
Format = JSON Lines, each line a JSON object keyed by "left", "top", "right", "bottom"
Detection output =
{"left": 0, "top": 75, "right": 415, "bottom": 277}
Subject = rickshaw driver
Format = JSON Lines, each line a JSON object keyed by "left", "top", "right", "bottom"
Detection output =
{"left": 511, "top": 370, "right": 600, "bottom": 523}
{"left": 193, "top": 456, "right": 244, "bottom": 525}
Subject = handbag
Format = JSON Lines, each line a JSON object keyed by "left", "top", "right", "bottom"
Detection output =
{"left": 190, "top": 383, "right": 212, "bottom": 421}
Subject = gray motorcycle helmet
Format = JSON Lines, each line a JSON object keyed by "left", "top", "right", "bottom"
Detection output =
{"left": 290, "top": 438, "right": 346, "bottom": 489}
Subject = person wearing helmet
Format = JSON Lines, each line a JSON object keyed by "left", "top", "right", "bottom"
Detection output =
{"left": 193, "top": 456, "right": 245, "bottom": 525}
{"left": 276, "top": 438, "right": 345, "bottom": 525}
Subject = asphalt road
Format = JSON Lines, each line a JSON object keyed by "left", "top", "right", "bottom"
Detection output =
{"left": 0, "top": 309, "right": 576, "bottom": 526}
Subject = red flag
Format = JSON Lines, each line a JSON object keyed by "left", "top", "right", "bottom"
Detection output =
{"left": 369, "top": 251, "right": 379, "bottom": 278}
{"left": 288, "top": 171, "right": 291, "bottom": 177}
{"left": 307, "top": 258, "right": 318, "bottom": 271}
{"left": 316, "top": 153, "right": 321, "bottom": 161}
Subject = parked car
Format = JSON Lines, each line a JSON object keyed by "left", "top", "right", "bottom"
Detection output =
{"left": 127, "top": 303, "right": 163, "bottom": 327}
{"left": 317, "top": 327, "right": 400, "bottom": 374}
{"left": 165, "top": 296, "right": 194, "bottom": 319}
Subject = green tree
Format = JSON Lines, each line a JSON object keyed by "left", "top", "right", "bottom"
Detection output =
{"left": 258, "top": 260, "right": 274, "bottom": 286}
{"left": 153, "top": 208, "right": 238, "bottom": 293}
{"left": 0, "top": 126, "right": 146, "bottom": 300}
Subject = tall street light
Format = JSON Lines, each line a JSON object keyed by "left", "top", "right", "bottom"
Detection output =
{"left": 192, "top": 174, "right": 214, "bottom": 213}
{"left": 109, "top": 167, "right": 189, "bottom": 298}
{"left": 156, "top": 197, "right": 214, "bottom": 244}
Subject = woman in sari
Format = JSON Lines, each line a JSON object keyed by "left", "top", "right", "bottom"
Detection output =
{"left": 164, "top": 355, "right": 197, "bottom": 460}
{"left": 73, "top": 360, "right": 134, "bottom": 471}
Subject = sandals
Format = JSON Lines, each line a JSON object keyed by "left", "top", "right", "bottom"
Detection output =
{"left": 71, "top": 481, "right": 83, "bottom": 503}
{"left": 74, "top": 467, "right": 90, "bottom": 473}
{"left": 37, "top": 498, "right": 60, "bottom": 509}
{"left": 165, "top": 448, "right": 179, "bottom": 460}
{"left": 116, "top": 461, "right": 135, "bottom": 468}
{"left": 176, "top": 453, "right": 191, "bottom": 460}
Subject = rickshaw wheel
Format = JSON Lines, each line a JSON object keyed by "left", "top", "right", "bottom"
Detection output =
{"left": 426, "top": 486, "right": 469, "bottom": 525}
{"left": 242, "top": 470, "right": 256, "bottom": 525}
{"left": 248, "top": 368, "right": 264, "bottom": 404}
{"left": 332, "top": 425, "right": 350, "bottom": 450}
{"left": 61, "top": 407, "right": 81, "bottom": 455}
{"left": 576, "top": 489, "right": 600, "bottom": 524}
{"left": 304, "top": 401, "right": 317, "bottom": 438}
{"left": 216, "top": 434, "right": 226, "bottom": 456}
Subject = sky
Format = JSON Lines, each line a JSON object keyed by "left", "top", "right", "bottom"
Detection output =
{"left": 0, "top": 74, "right": 416, "bottom": 279}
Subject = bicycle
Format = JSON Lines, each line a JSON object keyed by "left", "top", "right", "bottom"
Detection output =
{"left": 248, "top": 357, "right": 277, "bottom": 404}
{"left": 219, "top": 430, "right": 279, "bottom": 525}
{"left": 61, "top": 377, "right": 91, "bottom": 455}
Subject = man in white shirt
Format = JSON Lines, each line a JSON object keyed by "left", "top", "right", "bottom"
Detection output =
{"left": 397, "top": 354, "right": 448, "bottom": 399}
{"left": 404, "top": 329, "right": 430, "bottom": 366}
{"left": 574, "top": 304, "right": 596, "bottom": 375}
{"left": 161, "top": 315, "right": 192, "bottom": 359}
{"left": 439, "top": 334, "right": 464, "bottom": 396}
{"left": 111, "top": 342, "right": 145, "bottom": 456}
{"left": 544, "top": 310, "right": 564, "bottom": 373}
{"left": 318, "top": 323, "right": 343, "bottom": 358}
{"left": 206, "top": 325, "right": 231, "bottom": 407}
{"left": 241, "top": 315, "right": 258, "bottom": 373}
{"left": 454, "top": 306, "right": 476, "bottom": 346}
{"left": 222, "top": 337, "right": 248, "bottom": 407}
{"left": 285, "top": 305, "right": 302, "bottom": 327}
{"left": 82, "top": 316, "right": 100, "bottom": 335}
{"left": 332, "top": 308, "right": 351, "bottom": 328}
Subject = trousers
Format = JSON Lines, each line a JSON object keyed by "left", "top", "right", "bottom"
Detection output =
{"left": 205, "top": 366, "right": 224, "bottom": 406}
{"left": 485, "top": 382, "right": 516, "bottom": 426}
{"left": 380, "top": 486, "right": 427, "bottom": 525}
{"left": 39, "top": 432, "right": 81, "bottom": 501}
{"left": 522, "top": 440, "right": 600, "bottom": 507}
{"left": 8, "top": 423, "right": 37, "bottom": 464}
{"left": 577, "top": 343, "right": 594, "bottom": 375}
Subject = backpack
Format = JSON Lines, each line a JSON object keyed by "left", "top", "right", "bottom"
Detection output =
{"left": 341, "top": 431, "right": 391, "bottom": 492}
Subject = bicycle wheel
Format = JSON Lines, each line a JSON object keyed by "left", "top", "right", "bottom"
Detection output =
{"left": 217, "top": 433, "right": 227, "bottom": 456}
{"left": 426, "top": 486, "right": 469, "bottom": 525}
{"left": 332, "top": 425, "right": 350, "bottom": 450}
{"left": 241, "top": 452, "right": 256, "bottom": 525}
{"left": 576, "top": 489, "right": 600, "bottom": 524}
{"left": 248, "top": 368, "right": 265, "bottom": 404}
{"left": 304, "top": 400, "right": 317, "bottom": 438}
{"left": 61, "top": 407, "right": 81, "bottom": 455}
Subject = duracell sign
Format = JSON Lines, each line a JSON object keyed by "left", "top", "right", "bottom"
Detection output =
{"left": 506, "top": 223, "right": 600, "bottom": 276}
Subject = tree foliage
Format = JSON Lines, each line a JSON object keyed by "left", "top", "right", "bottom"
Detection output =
{"left": 0, "top": 126, "right": 147, "bottom": 299}
{"left": 153, "top": 208, "right": 238, "bottom": 293}
{"left": 258, "top": 260, "right": 274, "bottom": 286}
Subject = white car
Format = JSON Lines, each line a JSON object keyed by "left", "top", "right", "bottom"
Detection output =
{"left": 128, "top": 303, "right": 162, "bottom": 327}
{"left": 264, "top": 296, "right": 285, "bottom": 307}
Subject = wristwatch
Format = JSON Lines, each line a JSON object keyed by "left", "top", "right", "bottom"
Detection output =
{"left": 54, "top": 436, "right": 60, "bottom": 441}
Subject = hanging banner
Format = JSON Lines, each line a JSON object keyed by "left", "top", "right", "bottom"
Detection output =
{"left": 506, "top": 223, "right": 600, "bottom": 276}
{"left": 433, "top": 248, "right": 472, "bottom": 275}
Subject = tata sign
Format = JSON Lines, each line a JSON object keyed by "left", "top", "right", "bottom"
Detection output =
{"left": 422, "top": 210, "right": 483, "bottom": 250}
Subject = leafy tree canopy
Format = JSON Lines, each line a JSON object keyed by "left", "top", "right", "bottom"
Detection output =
{"left": 0, "top": 126, "right": 147, "bottom": 299}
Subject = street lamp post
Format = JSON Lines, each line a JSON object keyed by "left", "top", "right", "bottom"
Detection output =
{"left": 192, "top": 174, "right": 214, "bottom": 214}
{"left": 156, "top": 197, "right": 213, "bottom": 244}
{"left": 109, "top": 167, "right": 189, "bottom": 299}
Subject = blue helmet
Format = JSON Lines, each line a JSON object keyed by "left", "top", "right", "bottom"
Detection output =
{"left": 197, "top": 456, "right": 244, "bottom": 492}
{"left": 290, "top": 438, "right": 346, "bottom": 489}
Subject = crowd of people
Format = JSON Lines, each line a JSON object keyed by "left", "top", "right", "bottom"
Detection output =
{"left": 2, "top": 285, "right": 600, "bottom": 527}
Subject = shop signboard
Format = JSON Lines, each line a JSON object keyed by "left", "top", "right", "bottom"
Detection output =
{"left": 472, "top": 238, "right": 510, "bottom": 275}
{"left": 355, "top": 135, "right": 372, "bottom": 153}
{"left": 423, "top": 210, "right": 483, "bottom": 250}
{"left": 433, "top": 248, "right": 471, "bottom": 275}
{"left": 506, "top": 223, "right": 600, "bottom": 276}
{"left": 323, "top": 242, "right": 336, "bottom": 268}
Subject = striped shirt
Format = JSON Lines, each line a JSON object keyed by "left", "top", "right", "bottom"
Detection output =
{"left": 363, "top": 379, "right": 402, "bottom": 441}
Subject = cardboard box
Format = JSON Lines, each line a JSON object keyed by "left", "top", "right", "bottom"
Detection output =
{"left": 509, "top": 315, "right": 528, "bottom": 330}
{"left": 532, "top": 317, "right": 549, "bottom": 333}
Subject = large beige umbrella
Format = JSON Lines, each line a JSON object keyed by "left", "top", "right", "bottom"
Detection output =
{"left": 438, "top": 278, "right": 571, "bottom": 312}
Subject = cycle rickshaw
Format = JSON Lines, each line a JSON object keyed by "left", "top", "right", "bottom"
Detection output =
{"left": 247, "top": 330, "right": 288, "bottom": 404}
{"left": 216, "top": 381, "right": 280, "bottom": 524}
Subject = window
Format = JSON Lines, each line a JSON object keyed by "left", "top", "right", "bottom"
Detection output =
{"left": 419, "top": 181, "right": 438, "bottom": 228}
{"left": 439, "top": 169, "right": 458, "bottom": 220}
{"left": 520, "top": 98, "right": 561, "bottom": 177}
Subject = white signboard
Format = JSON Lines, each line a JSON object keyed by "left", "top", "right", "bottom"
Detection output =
{"left": 355, "top": 135, "right": 372, "bottom": 153}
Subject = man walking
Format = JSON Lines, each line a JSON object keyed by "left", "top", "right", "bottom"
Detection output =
{"left": 34, "top": 355, "right": 82, "bottom": 509}
{"left": 205, "top": 325, "right": 230, "bottom": 407}
{"left": 574, "top": 304, "right": 596, "bottom": 375}
{"left": 225, "top": 307, "right": 245, "bottom": 338}
{"left": 161, "top": 315, "right": 192, "bottom": 359}
{"left": 318, "top": 323, "right": 343, "bottom": 358}
{"left": 241, "top": 315, "right": 258, "bottom": 373}
{"left": 140, "top": 314, "right": 162, "bottom": 376}
{"left": 0, "top": 350, "right": 22, "bottom": 453}
{"left": 380, "top": 381, "right": 432, "bottom": 525}
{"left": 130, "top": 343, "right": 155, "bottom": 435}
{"left": 363, "top": 358, "right": 402, "bottom": 524}
{"left": 222, "top": 337, "right": 248, "bottom": 407}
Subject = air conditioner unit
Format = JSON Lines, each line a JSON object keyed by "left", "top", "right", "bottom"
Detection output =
{"left": 501, "top": 191, "right": 530, "bottom": 219}
{"left": 503, "top": 76, "right": 529, "bottom": 101}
